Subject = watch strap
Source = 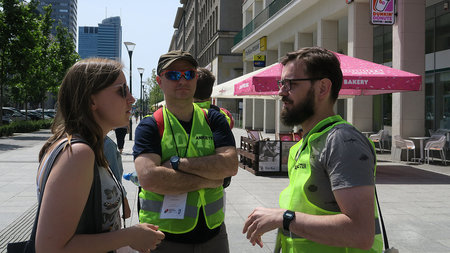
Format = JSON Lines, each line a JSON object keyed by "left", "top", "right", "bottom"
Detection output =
{"left": 283, "top": 210, "right": 295, "bottom": 231}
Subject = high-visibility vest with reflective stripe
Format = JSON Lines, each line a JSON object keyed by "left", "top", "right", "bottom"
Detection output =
{"left": 139, "top": 104, "right": 224, "bottom": 234}
{"left": 278, "top": 115, "right": 383, "bottom": 253}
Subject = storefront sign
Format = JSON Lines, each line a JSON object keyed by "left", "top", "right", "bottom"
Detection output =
{"left": 253, "top": 55, "right": 266, "bottom": 67}
{"left": 370, "top": 0, "right": 395, "bottom": 25}
{"left": 244, "top": 36, "right": 267, "bottom": 60}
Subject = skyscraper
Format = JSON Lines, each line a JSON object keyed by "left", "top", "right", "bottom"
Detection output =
{"left": 78, "top": 26, "right": 98, "bottom": 59}
{"left": 78, "top": 16, "right": 122, "bottom": 60}
{"left": 37, "top": 0, "right": 78, "bottom": 43}
{"left": 98, "top": 16, "right": 122, "bottom": 60}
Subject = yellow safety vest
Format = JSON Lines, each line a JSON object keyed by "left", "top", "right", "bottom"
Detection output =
{"left": 278, "top": 115, "right": 383, "bottom": 253}
{"left": 138, "top": 104, "right": 224, "bottom": 233}
{"left": 195, "top": 100, "right": 232, "bottom": 127}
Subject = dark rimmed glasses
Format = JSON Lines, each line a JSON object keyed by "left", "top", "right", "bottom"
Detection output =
{"left": 277, "top": 78, "right": 323, "bottom": 91}
{"left": 160, "top": 70, "right": 197, "bottom": 81}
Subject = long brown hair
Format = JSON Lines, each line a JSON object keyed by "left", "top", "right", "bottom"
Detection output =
{"left": 39, "top": 58, "right": 124, "bottom": 168}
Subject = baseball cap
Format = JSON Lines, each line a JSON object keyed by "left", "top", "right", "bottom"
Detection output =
{"left": 157, "top": 50, "right": 198, "bottom": 75}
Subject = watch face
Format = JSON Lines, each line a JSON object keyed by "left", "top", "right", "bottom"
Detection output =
{"left": 170, "top": 156, "right": 179, "bottom": 163}
{"left": 285, "top": 212, "right": 294, "bottom": 219}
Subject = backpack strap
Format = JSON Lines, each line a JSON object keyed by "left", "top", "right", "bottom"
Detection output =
{"left": 153, "top": 107, "right": 164, "bottom": 138}
{"left": 201, "top": 108, "right": 210, "bottom": 126}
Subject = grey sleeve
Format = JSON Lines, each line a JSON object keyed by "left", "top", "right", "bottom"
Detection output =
{"left": 322, "top": 125, "right": 375, "bottom": 191}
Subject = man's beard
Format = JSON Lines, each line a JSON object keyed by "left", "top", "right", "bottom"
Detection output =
{"left": 281, "top": 87, "right": 315, "bottom": 126}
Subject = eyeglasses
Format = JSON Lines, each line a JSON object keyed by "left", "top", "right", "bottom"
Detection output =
{"left": 277, "top": 78, "right": 322, "bottom": 91}
{"left": 160, "top": 70, "right": 197, "bottom": 81}
{"left": 118, "top": 83, "right": 130, "bottom": 98}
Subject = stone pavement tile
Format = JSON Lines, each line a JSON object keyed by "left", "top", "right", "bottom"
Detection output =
{"left": 3, "top": 126, "right": 450, "bottom": 252}
{"left": 438, "top": 238, "right": 450, "bottom": 249}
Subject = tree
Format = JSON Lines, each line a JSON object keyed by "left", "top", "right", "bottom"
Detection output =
{"left": 0, "top": 0, "right": 28, "bottom": 123}
{"left": 148, "top": 68, "right": 164, "bottom": 112}
{"left": 0, "top": 0, "right": 79, "bottom": 122}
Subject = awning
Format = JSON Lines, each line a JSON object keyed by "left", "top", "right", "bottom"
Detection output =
{"left": 228, "top": 52, "right": 422, "bottom": 97}
{"left": 212, "top": 63, "right": 277, "bottom": 99}
{"left": 233, "top": 63, "right": 283, "bottom": 96}
{"left": 335, "top": 53, "right": 422, "bottom": 96}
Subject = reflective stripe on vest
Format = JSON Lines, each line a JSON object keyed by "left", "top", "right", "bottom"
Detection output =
{"left": 140, "top": 196, "right": 224, "bottom": 218}
{"left": 279, "top": 115, "right": 383, "bottom": 253}
{"left": 140, "top": 198, "right": 198, "bottom": 218}
{"left": 138, "top": 104, "right": 225, "bottom": 234}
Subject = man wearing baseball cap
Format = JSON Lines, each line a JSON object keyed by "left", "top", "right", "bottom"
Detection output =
{"left": 133, "top": 50, "right": 238, "bottom": 252}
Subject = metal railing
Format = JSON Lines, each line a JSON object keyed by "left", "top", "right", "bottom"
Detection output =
{"left": 234, "top": 0, "right": 293, "bottom": 45}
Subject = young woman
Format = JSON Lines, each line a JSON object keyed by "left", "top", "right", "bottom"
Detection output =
{"left": 35, "top": 58, "right": 164, "bottom": 252}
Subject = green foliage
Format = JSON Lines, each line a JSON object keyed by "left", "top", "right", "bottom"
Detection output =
{"left": 148, "top": 68, "right": 164, "bottom": 112}
{"left": 0, "top": 0, "right": 80, "bottom": 114}
{"left": 0, "top": 119, "right": 53, "bottom": 137}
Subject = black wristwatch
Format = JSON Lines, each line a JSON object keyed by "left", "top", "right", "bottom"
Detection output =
{"left": 283, "top": 210, "right": 296, "bottom": 231}
{"left": 170, "top": 156, "right": 180, "bottom": 171}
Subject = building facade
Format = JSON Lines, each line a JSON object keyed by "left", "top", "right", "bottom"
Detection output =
{"left": 78, "top": 16, "right": 122, "bottom": 60}
{"left": 169, "top": 0, "right": 243, "bottom": 122}
{"left": 209, "top": 0, "right": 449, "bottom": 147}
{"left": 38, "top": 0, "right": 78, "bottom": 43}
{"left": 78, "top": 26, "right": 98, "bottom": 59}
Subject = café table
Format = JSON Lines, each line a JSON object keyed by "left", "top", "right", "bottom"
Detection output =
{"left": 362, "top": 131, "right": 374, "bottom": 138}
{"left": 409, "top": 136, "right": 430, "bottom": 162}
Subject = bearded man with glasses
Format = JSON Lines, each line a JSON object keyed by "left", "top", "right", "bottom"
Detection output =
{"left": 133, "top": 50, "right": 238, "bottom": 252}
{"left": 243, "top": 47, "right": 383, "bottom": 253}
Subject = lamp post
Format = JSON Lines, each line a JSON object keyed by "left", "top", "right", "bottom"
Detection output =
{"left": 137, "top": 67, "right": 145, "bottom": 120}
{"left": 124, "top": 41, "right": 135, "bottom": 140}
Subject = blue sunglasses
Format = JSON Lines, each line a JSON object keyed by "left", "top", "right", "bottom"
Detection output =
{"left": 161, "top": 70, "right": 197, "bottom": 81}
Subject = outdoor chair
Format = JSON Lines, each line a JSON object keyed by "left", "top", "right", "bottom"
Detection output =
{"left": 425, "top": 135, "right": 447, "bottom": 165}
{"left": 276, "top": 133, "right": 294, "bottom": 141}
{"left": 369, "top": 130, "right": 386, "bottom": 153}
{"left": 247, "top": 130, "right": 270, "bottom": 141}
{"left": 393, "top": 135, "right": 415, "bottom": 162}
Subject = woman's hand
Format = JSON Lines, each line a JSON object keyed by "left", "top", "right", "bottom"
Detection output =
{"left": 128, "top": 223, "right": 165, "bottom": 252}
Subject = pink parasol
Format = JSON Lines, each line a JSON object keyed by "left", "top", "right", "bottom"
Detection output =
{"left": 233, "top": 52, "right": 422, "bottom": 96}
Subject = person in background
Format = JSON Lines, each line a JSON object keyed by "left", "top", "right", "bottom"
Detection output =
{"left": 114, "top": 126, "right": 128, "bottom": 154}
{"left": 193, "top": 67, "right": 234, "bottom": 129}
{"left": 133, "top": 50, "right": 238, "bottom": 253}
{"left": 243, "top": 47, "right": 383, "bottom": 252}
{"left": 35, "top": 58, "right": 164, "bottom": 252}
{"left": 194, "top": 67, "right": 233, "bottom": 189}
{"left": 104, "top": 135, "right": 131, "bottom": 219}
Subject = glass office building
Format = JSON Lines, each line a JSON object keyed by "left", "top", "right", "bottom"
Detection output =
{"left": 78, "top": 26, "right": 98, "bottom": 59}
{"left": 98, "top": 16, "right": 122, "bottom": 60}
{"left": 38, "top": 0, "right": 78, "bottom": 44}
{"left": 78, "top": 16, "right": 122, "bottom": 60}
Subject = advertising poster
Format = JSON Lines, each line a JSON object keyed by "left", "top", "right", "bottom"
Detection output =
{"left": 371, "top": 0, "right": 395, "bottom": 25}
{"left": 258, "top": 141, "right": 280, "bottom": 172}
{"left": 281, "top": 141, "right": 296, "bottom": 172}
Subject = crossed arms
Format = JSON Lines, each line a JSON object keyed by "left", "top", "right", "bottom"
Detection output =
{"left": 135, "top": 146, "right": 238, "bottom": 195}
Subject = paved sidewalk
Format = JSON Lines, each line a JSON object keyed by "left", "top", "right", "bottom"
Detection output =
{"left": 1, "top": 126, "right": 450, "bottom": 252}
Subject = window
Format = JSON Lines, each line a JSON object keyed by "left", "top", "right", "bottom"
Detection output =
{"left": 435, "top": 13, "right": 450, "bottom": 51}
{"left": 373, "top": 25, "right": 392, "bottom": 64}
{"left": 438, "top": 71, "right": 450, "bottom": 129}
{"left": 425, "top": 19, "right": 435, "bottom": 54}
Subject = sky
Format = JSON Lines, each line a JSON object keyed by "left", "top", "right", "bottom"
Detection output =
{"left": 77, "top": 0, "right": 181, "bottom": 97}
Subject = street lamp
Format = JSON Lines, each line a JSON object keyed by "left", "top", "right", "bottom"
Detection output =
{"left": 137, "top": 67, "right": 145, "bottom": 120}
{"left": 124, "top": 41, "right": 136, "bottom": 141}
